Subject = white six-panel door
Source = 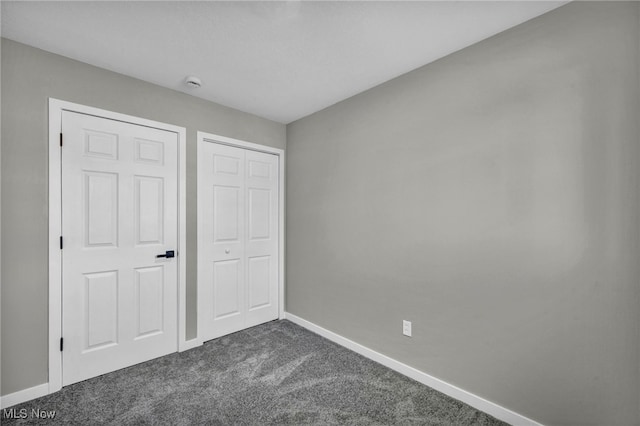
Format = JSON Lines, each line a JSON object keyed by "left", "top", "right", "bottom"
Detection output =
{"left": 198, "top": 141, "right": 279, "bottom": 342}
{"left": 61, "top": 111, "right": 178, "bottom": 385}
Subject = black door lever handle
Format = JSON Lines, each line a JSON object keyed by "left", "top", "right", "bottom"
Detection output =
{"left": 157, "top": 250, "right": 175, "bottom": 258}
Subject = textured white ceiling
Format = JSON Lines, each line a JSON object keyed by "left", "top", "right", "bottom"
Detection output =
{"left": 1, "top": 1, "right": 567, "bottom": 123}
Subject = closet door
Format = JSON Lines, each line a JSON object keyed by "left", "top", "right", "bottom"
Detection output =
{"left": 198, "top": 141, "right": 279, "bottom": 342}
{"left": 244, "top": 150, "right": 279, "bottom": 328}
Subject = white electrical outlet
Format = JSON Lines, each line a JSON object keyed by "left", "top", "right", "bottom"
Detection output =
{"left": 403, "top": 320, "right": 412, "bottom": 337}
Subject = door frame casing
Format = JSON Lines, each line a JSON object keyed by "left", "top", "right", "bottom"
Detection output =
{"left": 48, "top": 98, "right": 188, "bottom": 394}
{"left": 196, "top": 131, "right": 285, "bottom": 344}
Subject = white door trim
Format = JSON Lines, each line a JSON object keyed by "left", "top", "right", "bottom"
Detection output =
{"left": 48, "top": 98, "right": 188, "bottom": 395}
{"left": 196, "top": 131, "right": 285, "bottom": 343}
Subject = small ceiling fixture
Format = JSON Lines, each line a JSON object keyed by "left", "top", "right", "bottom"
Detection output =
{"left": 185, "top": 76, "right": 202, "bottom": 88}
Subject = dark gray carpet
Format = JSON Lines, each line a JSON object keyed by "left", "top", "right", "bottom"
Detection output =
{"left": 2, "top": 320, "right": 507, "bottom": 425}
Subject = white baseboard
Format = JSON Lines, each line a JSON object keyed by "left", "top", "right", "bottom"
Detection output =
{"left": 1, "top": 317, "right": 541, "bottom": 424}
{"left": 0, "top": 383, "right": 49, "bottom": 409}
{"left": 284, "top": 312, "right": 542, "bottom": 426}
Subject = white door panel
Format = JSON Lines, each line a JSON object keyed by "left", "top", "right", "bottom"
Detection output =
{"left": 247, "top": 256, "right": 271, "bottom": 309}
{"left": 244, "top": 149, "right": 279, "bottom": 328}
{"left": 84, "top": 270, "right": 119, "bottom": 350}
{"left": 135, "top": 176, "right": 165, "bottom": 245}
{"left": 213, "top": 185, "right": 242, "bottom": 243}
{"left": 62, "top": 111, "right": 178, "bottom": 386}
{"left": 199, "top": 142, "right": 279, "bottom": 341}
{"left": 135, "top": 265, "right": 165, "bottom": 338}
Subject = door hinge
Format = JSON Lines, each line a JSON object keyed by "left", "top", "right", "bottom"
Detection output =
{"left": 60, "top": 236, "right": 63, "bottom": 250}
{"left": 60, "top": 338, "right": 63, "bottom": 352}
{"left": 60, "top": 133, "right": 63, "bottom": 147}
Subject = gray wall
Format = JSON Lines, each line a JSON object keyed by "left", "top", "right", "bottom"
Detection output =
{"left": 286, "top": 2, "right": 640, "bottom": 425}
{"left": 0, "top": 38, "right": 286, "bottom": 396}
